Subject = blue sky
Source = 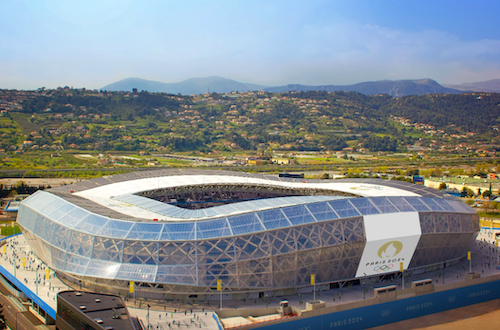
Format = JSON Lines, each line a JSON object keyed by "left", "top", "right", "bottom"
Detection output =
{"left": 1, "top": 0, "right": 500, "bottom": 89}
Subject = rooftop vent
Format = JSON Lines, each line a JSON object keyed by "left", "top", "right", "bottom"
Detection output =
{"left": 75, "top": 292, "right": 82, "bottom": 296}
{"left": 95, "top": 298, "right": 101, "bottom": 303}
{"left": 79, "top": 305, "right": 86, "bottom": 310}
{"left": 94, "top": 318, "right": 103, "bottom": 324}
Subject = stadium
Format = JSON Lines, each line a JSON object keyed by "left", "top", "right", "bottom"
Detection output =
{"left": 16, "top": 169, "right": 478, "bottom": 300}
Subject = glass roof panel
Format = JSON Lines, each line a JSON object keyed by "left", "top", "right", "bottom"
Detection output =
{"left": 115, "top": 264, "right": 157, "bottom": 282}
{"left": 387, "top": 197, "right": 416, "bottom": 212}
{"left": 34, "top": 215, "right": 54, "bottom": 242}
{"left": 50, "top": 246, "right": 67, "bottom": 270}
{"left": 282, "top": 205, "right": 316, "bottom": 225}
{"left": 38, "top": 197, "right": 66, "bottom": 217}
{"left": 20, "top": 191, "right": 46, "bottom": 209}
{"left": 44, "top": 202, "right": 75, "bottom": 222}
{"left": 156, "top": 265, "right": 196, "bottom": 284}
{"left": 62, "top": 207, "right": 90, "bottom": 228}
{"left": 432, "top": 198, "right": 456, "bottom": 212}
{"left": 16, "top": 206, "right": 37, "bottom": 231}
{"left": 228, "top": 213, "right": 265, "bottom": 235}
{"left": 114, "top": 194, "right": 179, "bottom": 217}
{"left": 50, "top": 223, "right": 71, "bottom": 247}
{"left": 114, "top": 193, "right": 348, "bottom": 220}
{"left": 85, "top": 260, "right": 121, "bottom": 278}
{"left": 306, "top": 202, "right": 339, "bottom": 221}
{"left": 72, "top": 214, "right": 108, "bottom": 233}
{"left": 160, "top": 222, "right": 196, "bottom": 240}
{"left": 64, "top": 253, "right": 90, "bottom": 275}
{"left": 419, "top": 198, "right": 444, "bottom": 211}
{"left": 257, "top": 209, "right": 291, "bottom": 230}
{"left": 97, "top": 220, "right": 134, "bottom": 238}
{"left": 349, "top": 198, "right": 381, "bottom": 215}
{"left": 446, "top": 200, "right": 476, "bottom": 214}
{"left": 126, "top": 223, "right": 163, "bottom": 240}
{"left": 196, "top": 218, "right": 232, "bottom": 239}
{"left": 202, "top": 208, "right": 218, "bottom": 218}
{"left": 369, "top": 197, "right": 399, "bottom": 214}
{"left": 328, "top": 199, "right": 361, "bottom": 218}
{"left": 403, "top": 197, "right": 431, "bottom": 212}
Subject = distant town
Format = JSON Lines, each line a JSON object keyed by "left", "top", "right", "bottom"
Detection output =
{"left": 0, "top": 87, "right": 498, "bottom": 179}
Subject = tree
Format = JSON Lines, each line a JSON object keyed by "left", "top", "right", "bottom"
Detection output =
{"left": 438, "top": 182, "right": 447, "bottom": 190}
{"left": 461, "top": 186, "right": 474, "bottom": 198}
{"left": 0, "top": 303, "right": 6, "bottom": 329}
{"left": 407, "top": 168, "right": 420, "bottom": 176}
{"left": 483, "top": 190, "right": 492, "bottom": 199}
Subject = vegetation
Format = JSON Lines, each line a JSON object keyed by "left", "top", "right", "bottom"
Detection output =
{"left": 0, "top": 88, "right": 498, "bottom": 172}
{"left": 0, "top": 182, "right": 48, "bottom": 198}
{"left": 0, "top": 225, "right": 21, "bottom": 236}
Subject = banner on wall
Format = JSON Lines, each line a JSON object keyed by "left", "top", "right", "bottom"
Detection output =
{"left": 356, "top": 212, "right": 422, "bottom": 278}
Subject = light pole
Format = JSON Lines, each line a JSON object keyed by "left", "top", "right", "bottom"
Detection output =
{"left": 489, "top": 245, "right": 492, "bottom": 269}
{"left": 363, "top": 273, "right": 366, "bottom": 300}
{"left": 443, "top": 262, "right": 445, "bottom": 285}
{"left": 35, "top": 266, "right": 39, "bottom": 295}
{"left": 496, "top": 240, "right": 499, "bottom": 267}
{"left": 401, "top": 267, "right": 404, "bottom": 290}
{"left": 468, "top": 251, "right": 472, "bottom": 273}
{"left": 147, "top": 304, "right": 150, "bottom": 329}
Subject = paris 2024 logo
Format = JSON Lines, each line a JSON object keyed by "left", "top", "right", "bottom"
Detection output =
{"left": 372, "top": 241, "right": 404, "bottom": 272}
{"left": 378, "top": 241, "right": 403, "bottom": 258}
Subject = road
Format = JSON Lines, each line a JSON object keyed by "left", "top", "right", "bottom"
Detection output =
{"left": 0, "top": 294, "right": 40, "bottom": 330}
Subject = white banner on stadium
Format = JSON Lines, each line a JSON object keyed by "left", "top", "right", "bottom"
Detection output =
{"left": 355, "top": 212, "right": 421, "bottom": 278}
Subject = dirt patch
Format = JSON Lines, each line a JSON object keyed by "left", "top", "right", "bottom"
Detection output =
{"left": 0, "top": 178, "right": 79, "bottom": 187}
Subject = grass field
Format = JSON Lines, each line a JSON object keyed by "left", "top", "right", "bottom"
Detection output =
{"left": 479, "top": 212, "right": 500, "bottom": 219}
{"left": 0, "top": 225, "right": 21, "bottom": 236}
{"left": 11, "top": 113, "right": 39, "bottom": 133}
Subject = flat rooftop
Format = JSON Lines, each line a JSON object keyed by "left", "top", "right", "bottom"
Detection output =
{"left": 58, "top": 291, "right": 135, "bottom": 330}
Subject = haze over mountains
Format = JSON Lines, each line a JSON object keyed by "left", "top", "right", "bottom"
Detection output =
{"left": 264, "top": 79, "right": 462, "bottom": 97}
{"left": 101, "top": 76, "right": 500, "bottom": 97}
{"left": 102, "top": 77, "right": 266, "bottom": 96}
{"left": 443, "top": 79, "right": 500, "bottom": 93}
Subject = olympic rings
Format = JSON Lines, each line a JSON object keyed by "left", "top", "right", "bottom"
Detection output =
{"left": 373, "top": 264, "right": 394, "bottom": 272}
{"left": 380, "top": 310, "right": 391, "bottom": 317}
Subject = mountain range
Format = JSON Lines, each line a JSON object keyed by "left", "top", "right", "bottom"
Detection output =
{"left": 101, "top": 76, "right": 500, "bottom": 97}
{"left": 443, "top": 79, "right": 500, "bottom": 93}
{"left": 264, "top": 79, "right": 463, "bottom": 97}
{"left": 101, "top": 76, "right": 266, "bottom": 95}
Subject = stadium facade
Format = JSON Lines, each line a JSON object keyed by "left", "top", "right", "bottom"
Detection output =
{"left": 16, "top": 170, "right": 478, "bottom": 300}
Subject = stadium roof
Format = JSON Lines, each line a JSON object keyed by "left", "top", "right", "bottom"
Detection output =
{"left": 42, "top": 169, "right": 453, "bottom": 222}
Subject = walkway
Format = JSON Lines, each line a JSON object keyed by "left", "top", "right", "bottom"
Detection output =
{"left": 0, "top": 227, "right": 499, "bottom": 329}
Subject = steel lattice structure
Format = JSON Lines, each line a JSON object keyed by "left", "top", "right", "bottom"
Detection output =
{"left": 16, "top": 169, "right": 478, "bottom": 300}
